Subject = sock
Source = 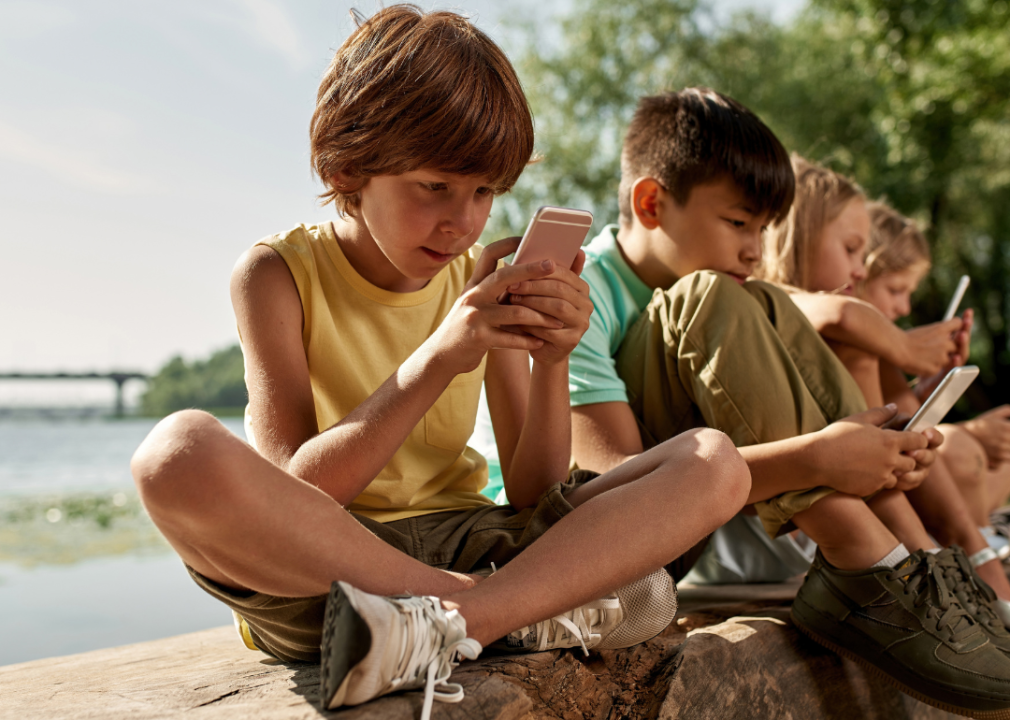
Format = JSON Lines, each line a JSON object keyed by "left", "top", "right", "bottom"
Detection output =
{"left": 874, "top": 543, "right": 910, "bottom": 568}
{"left": 925, "top": 547, "right": 941, "bottom": 554}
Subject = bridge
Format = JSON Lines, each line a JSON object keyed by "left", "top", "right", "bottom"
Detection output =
{"left": 0, "top": 372, "right": 149, "bottom": 417}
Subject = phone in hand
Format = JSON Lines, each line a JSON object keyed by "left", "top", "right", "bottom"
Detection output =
{"left": 511, "top": 206, "right": 594, "bottom": 270}
{"left": 904, "top": 365, "right": 979, "bottom": 432}
{"left": 943, "top": 275, "right": 970, "bottom": 321}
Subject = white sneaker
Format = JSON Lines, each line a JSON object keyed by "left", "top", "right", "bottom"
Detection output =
{"left": 490, "top": 568, "right": 678, "bottom": 655}
{"left": 320, "top": 582, "right": 482, "bottom": 720}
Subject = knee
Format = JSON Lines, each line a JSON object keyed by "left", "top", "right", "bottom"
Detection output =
{"left": 682, "top": 427, "right": 751, "bottom": 517}
{"left": 938, "top": 424, "right": 986, "bottom": 488}
{"left": 131, "top": 409, "right": 231, "bottom": 515}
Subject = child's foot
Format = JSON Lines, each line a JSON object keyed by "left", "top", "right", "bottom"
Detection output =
{"left": 792, "top": 549, "right": 1010, "bottom": 719}
{"left": 320, "top": 582, "right": 482, "bottom": 720}
{"left": 489, "top": 568, "right": 678, "bottom": 654}
{"left": 937, "top": 546, "right": 1010, "bottom": 641}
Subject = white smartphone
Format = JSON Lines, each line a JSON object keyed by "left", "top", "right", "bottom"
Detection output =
{"left": 511, "top": 206, "right": 594, "bottom": 270}
{"left": 904, "top": 365, "right": 979, "bottom": 432}
{"left": 943, "top": 275, "right": 970, "bottom": 321}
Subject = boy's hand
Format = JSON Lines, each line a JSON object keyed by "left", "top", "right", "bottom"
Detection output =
{"left": 962, "top": 404, "right": 1010, "bottom": 468}
{"left": 813, "top": 405, "right": 931, "bottom": 496}
{"left": 504, "top": 249, "right": 593, "bottom": 365}
{"left": 429, "top": 238, "right": 567, "bottom": 375}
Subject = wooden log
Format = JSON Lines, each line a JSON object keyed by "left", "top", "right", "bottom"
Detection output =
{"left": 0, "top": 582, "right": 959, "bottom": 720}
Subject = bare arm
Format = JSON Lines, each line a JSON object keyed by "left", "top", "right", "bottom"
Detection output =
{"left": 486, "top": 353, "right": 574, "bottom": 509}
{"left": 790, "top": 291, "right": 960, "bottom": 378}
{"left": 491, "top": 252, "right": 595, "bottom": 509}
{"left": 572, "top": 400, "right": 934, "bottom": 502}
{"left": 232, "top": 240, "right": 559, "bottom": 505}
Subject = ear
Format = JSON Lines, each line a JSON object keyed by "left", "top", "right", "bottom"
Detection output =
{"left": 330, "top": 169, "right": 366, "bottom": 194}
{"left": 631, "top": 178, "right": 663, "bottom": 230}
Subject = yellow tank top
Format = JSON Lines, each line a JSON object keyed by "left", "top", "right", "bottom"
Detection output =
{"left": 252, "top": 222, "right": 494, "bottom": 522}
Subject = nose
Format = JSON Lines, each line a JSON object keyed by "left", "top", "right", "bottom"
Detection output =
{"left": 896, "top": 295, "right": 911, "bottom": 318}
{"left": 852, "top": 262, "right": 867, "bottom": 283}
{"left": 442, "top": 197, "right": 475, "bottom": 239}
{"left": 741, "top": 230, "right": 762, "bottom": 267}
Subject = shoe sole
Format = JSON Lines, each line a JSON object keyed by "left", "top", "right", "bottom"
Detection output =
{"left": 792, "top": 598, "right": 1010, "bottom": 720}
{"left": 598, "top": 569, "right": 678, "bottom": 650}
{"left": 320, "top": 582, "right": 374, "bottom": 710}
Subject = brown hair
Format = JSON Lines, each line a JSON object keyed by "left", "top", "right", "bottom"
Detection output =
{"left": 758, "top": 154, "right": 864, "bottom": 288}
{"left": 618, "top": 88, "right": 794, "bottom": 227}
{"left": 863, "top": 201, "right": 931, "bottom": 283}
{"left": 310, "top": 5, "right": 535, "bottom": 213}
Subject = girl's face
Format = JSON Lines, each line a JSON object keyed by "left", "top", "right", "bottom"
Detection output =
{"left": 859, "top": 266, "right": 928, "bottom": 321}
{"left": 809, "top": 198, "right": 870, "bottom": 295}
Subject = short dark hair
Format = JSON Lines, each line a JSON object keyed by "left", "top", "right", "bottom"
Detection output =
{"left": 618, "top": 88, "right": 794, "bottom": 226}
{"left": 311, "top": 4, "right": 535, "bottom": 213}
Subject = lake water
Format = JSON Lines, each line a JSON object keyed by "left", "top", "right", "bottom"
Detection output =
{"left": 0, "top": 417, "right": 245, "bottom": 667}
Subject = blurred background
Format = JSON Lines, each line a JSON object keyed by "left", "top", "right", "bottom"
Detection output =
{"left": 1, "top": 0, "right": 1007, "bottom": 664}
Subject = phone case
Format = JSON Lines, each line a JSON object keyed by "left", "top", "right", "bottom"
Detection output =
{"left": 904, "top": 365, "right": 979, "bottom": 432}
{"left": 511, "top": 206, "right": 594, "bottom": 270}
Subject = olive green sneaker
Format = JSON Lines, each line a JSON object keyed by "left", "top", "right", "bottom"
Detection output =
{"left": 935, "top": 546, "right": 1010, "bottom": 657}
{"left": 792, "top": 549, "right": 1010, "bottom": 719}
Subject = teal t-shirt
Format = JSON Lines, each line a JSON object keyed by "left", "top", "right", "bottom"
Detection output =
{"left": 473, "top": 224, "right": 653, "bottom": 502}
{"left": 569, "top": 225, "right": 654, "bottom": 407}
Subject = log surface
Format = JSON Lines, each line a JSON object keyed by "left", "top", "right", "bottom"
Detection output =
{"left": 0, "top": 581, "right": 960, "bottom": 720}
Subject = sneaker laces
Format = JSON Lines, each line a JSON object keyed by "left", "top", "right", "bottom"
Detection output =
{"left": 935, "top": 547, "right": 1004, "bottom": 632}
{"left": 508, "top": 597, "right": 622, "bottom": 655}
{"left": 380, "top": 595, "right": 481, "bottom": 720}
{"left": 889, "top": 552, "right": 977, "bottom": 644}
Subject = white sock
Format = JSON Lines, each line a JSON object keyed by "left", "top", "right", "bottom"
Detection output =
{"left": 874, "top": 543, "right": 910, "bottom": 568}
{"left": 925, "top": 547, "right": 941, "bottom": 554}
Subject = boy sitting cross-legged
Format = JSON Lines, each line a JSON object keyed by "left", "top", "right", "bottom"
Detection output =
{"left": 525, "top": 87, "right": 1010, "bottom": 717}
{"left": 129, "top": 10, "right": 751, "bottom": 717}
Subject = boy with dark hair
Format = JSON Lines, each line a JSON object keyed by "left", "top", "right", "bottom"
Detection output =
{"left": 130, "top": 11, "right": 749, "bottom": 719}
{"left": 525, "top": 87, "right": 1010, "bottom": 716}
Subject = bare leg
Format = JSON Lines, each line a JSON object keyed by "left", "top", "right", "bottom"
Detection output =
{"left": 866, "top": 489, "right": 935, "bottom": 551}
{"left": 938, "top": 423, "right": 990, "bottom": 526}
{"left": 988, "top": 464, "right": 1010, "bottom": 514}
{"left": 134, "top": 411, "right": 750, "bottom": 645}
{"left": 791, "top": 492, "right": 900, "bottom": 570}
{"left": 444, "top": 427, "right": 751, "bottom": 645}
{"left": 905, "top": 452, "right": 1010, "bottom": 600}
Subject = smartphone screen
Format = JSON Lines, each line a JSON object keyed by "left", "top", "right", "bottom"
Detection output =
{"left": 904, "top": 365, "right": 979, "bottom": 432}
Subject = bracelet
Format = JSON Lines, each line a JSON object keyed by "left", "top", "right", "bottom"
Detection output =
{"left": 970, "top": 547, "right": 1000, "bottom": 567}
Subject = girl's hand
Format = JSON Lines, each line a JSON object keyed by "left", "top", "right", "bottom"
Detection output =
{"left": 900, "top": 317, "right": 962, "bottom": 377}
{"left": 962, "top": 404, "right": 1010, "bottom": 468}
{"left": 504, "top": 249, "right": 594, "bottom": 366}
{"left": 912, "top": 309, "right": 975, "bottom": 401}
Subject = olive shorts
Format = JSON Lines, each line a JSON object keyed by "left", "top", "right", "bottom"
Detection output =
{"left": 615, "top": 271, "right": 867, "bottom": 537}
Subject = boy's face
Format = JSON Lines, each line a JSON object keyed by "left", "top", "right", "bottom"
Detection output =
{"left": 809, "top": 198, "right": 870, "bottom": 295}
{"left": 652, "top": 176, "right": 771, "bottom": 283}
{"left": 352, "top": 169, "right": 494, "bottom": 291}
{"left": 859, "top": 266, "right": 927, "bottom": 321}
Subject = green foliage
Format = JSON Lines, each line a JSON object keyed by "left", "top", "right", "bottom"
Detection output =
{"left": 140, "top": 344, "right": 246, "bottom": 417}
{"left": 488, "top": 0, "right": 1010, "bottom": 408}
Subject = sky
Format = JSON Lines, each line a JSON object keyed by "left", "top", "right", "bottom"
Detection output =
{"left": 0, "top": 0, "right": 802, "bottom": 382}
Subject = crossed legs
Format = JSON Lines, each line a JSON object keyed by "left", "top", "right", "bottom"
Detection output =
{"left": 132, "top": 410, "right": 750, "bottom": 647}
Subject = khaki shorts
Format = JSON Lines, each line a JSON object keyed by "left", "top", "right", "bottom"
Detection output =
{"left": 189, "top": 472, "right": 594, "bottom": 663}
{"left": 615, "top": 272, "right": 867, "bottom": 537}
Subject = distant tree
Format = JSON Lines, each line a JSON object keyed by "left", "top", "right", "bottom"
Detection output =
{"left": 490, "top": 0, "right": 1010, "bottom": 410}
{"left": 140, "top": 344, "right": 246, "bottom": 416}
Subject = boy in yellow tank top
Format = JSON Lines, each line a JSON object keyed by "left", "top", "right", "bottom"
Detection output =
{"left": 130, "top": 6, "right": 750, "bottom": 716}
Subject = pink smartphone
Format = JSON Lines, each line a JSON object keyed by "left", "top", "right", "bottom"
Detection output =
{"left": 511, "top": 206, "right": 594, "bottom": 270}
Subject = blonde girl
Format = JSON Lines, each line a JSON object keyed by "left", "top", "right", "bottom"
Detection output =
{"left": 861, "top": 202, "right": 1010, "bottom": 553}
{"left": 756, "top": 155, "right": 1010, "bottom": 617}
